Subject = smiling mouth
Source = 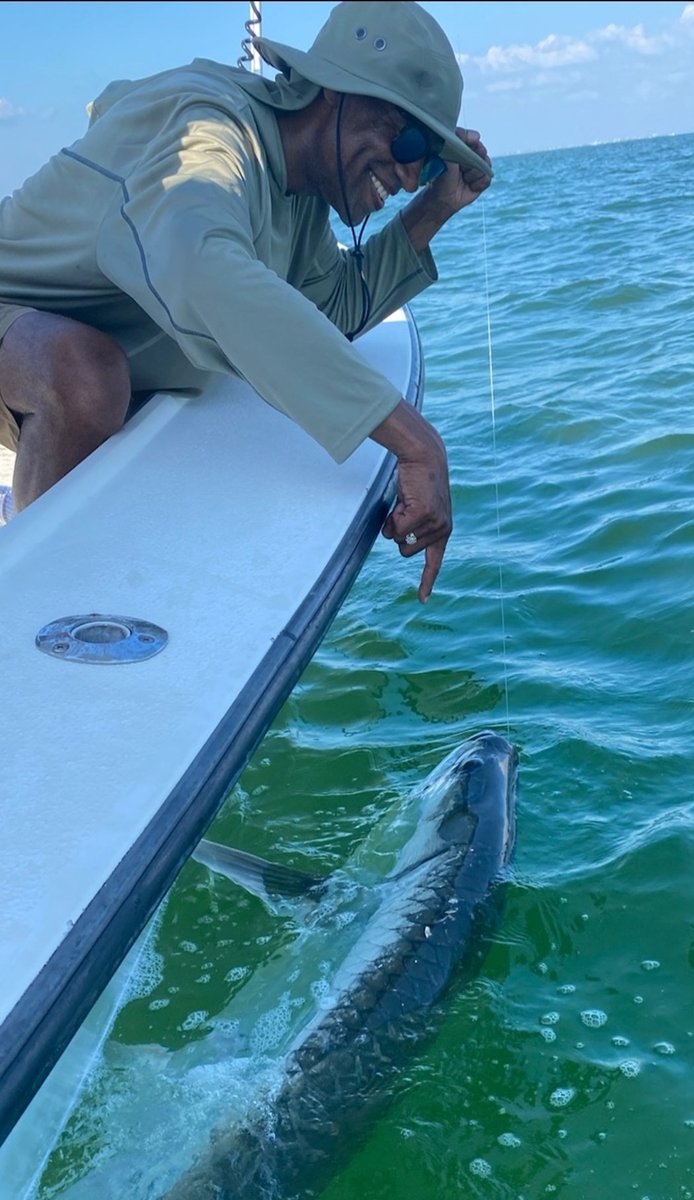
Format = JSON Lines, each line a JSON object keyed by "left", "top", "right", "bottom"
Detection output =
{"left": 369, "top": 171, "right": 389, "bottom": 206}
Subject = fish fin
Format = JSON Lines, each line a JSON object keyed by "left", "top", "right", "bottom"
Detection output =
{"left": 192, "top": 839, "right": 326, "bottom": 905}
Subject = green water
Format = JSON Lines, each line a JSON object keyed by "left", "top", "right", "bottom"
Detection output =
{"left": 36, "top": 133, "right": 694, "bottom": 1198}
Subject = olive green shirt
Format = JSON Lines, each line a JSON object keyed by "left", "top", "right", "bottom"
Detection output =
{"left": 0, "top": 59, "right": 438, "bottom": 461}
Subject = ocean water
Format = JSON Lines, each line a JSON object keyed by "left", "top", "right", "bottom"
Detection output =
{"left": 25, "top": 132, "right": 694, "bottom": 1199}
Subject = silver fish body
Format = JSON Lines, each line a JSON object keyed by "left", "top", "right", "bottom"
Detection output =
{"left": 166, "top": 730, "right": 517, "bottom": 1200}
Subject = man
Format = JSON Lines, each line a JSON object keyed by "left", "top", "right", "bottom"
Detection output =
{"left": 0, "top": 1, "right": 491, "bottom": 601}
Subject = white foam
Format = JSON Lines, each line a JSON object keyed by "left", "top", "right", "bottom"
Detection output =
{"left": 580, "top": 1009, "right": 608, "bottom": 1028}
{"left": 618, "top": 1059, "right": 641, "bottom": 1077}
{"left": 180, "top": 1010, "right": 210, "bottom": 1032}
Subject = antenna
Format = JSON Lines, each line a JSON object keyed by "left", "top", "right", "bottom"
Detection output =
{"left": 238, "top": 1, "right": 263, "bottom": 74}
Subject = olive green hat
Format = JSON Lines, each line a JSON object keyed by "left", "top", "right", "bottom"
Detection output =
{"left": 253, "top": 1, "right": 492, "bottom": 178}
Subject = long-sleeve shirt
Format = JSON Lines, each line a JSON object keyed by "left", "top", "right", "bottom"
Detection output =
{"left": 0, "top": 59, "right": 438, "bottom": 462}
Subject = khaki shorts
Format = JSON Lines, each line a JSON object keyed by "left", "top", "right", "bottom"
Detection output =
{"left": 0, "top": 302, "right": 37, "bottom": 451}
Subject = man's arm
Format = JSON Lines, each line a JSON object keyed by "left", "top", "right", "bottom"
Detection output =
{"left": 369, "top": 401, "right": 452, "bottom": 604}
{"left": 371, "top": 130, "right": 490, "bottom": 600}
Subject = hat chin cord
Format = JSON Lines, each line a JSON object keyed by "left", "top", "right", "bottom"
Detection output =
{"left": 336, "top": 94, "right": 372, "bottom": 342}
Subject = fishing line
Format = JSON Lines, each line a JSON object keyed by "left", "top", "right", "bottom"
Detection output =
{"left": 480, "top": 198, "right": 511, "bottom": 736}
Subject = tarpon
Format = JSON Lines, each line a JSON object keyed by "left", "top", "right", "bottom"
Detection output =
{"left": 44, "top": 730, "right": 516, "bottom": 1199}
{"left": 162, "top": 729, "right": 518, "bottom": 1200}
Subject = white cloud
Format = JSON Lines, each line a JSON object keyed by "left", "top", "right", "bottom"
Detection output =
{"left": 0, "top": 98, "right": 25, "bottom": 120}
{"left": 682, "top": 5, "right": 694, "bottom": 23}
{"left": 477, "top": 34, "right": 596, "bottom": 72}
{"left": 593, "top": 23, "right": 668, "bottom": 54}
{"left": 475, "top": 18, "right": 679, "bottom": 78}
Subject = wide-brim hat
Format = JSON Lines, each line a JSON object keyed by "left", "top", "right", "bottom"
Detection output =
{"left": 253, "top": 1, "right": 492, "bottom": 178}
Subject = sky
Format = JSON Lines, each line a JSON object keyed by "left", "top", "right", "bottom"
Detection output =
{"left": 1, "top": 1, "right": 693, "bottom": 195}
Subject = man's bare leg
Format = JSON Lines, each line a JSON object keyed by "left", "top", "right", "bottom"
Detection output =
{"left": 0, "top": 311, "right": 131, "bottom": 511}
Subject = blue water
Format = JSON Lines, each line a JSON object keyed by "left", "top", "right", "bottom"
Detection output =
{"left": 34, "top": 133, "right": 694, "bottom": 1198}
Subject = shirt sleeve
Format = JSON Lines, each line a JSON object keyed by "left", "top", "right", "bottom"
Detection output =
{"left": 298, "top": 209, "right": 438, "bottom": 337}
{"left": 93, "top": 108, "right": 404, "bottom": 462}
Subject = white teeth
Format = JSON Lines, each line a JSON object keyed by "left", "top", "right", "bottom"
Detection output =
{"left": 370, "top": 172, "right": 388, "bottom": 203}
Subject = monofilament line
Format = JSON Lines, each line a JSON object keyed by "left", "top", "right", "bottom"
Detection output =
{"left": 481, "top": 199, "right": 511, "bottom": 737}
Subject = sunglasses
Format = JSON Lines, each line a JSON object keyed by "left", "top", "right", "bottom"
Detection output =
{"left": 391, "top": 115, "right": 447, "bottom": 185}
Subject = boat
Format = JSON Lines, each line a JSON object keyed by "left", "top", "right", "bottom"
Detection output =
{"left": 0, "top": 303, "right": 422, "bottom": 1191}
{"left": 0, "top": 308, "right": 423, "bottom": 1169}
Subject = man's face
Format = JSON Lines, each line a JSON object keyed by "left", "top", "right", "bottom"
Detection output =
{"left": 321, "top": 94, "right": 427, "bottom": 225}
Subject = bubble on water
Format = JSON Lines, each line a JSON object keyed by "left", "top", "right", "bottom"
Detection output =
{"left": 654, "top": 1041, "right": 676, "bottom": 1056}
{"left": 180, "top": 1009, "right": 209, "bottom": 1031}
{"left": 148, "top": 998, "right": 170, "bottom": 1011}
{"left": 550, "top": 1087, "right": 576, "bottom": 1108}
{"left": 612, "top": 1035, "right": 630, "bottom": 1047}
{"left": 684, "top": 1119, "right": 694, "bottom": 1129}
{"left": 581, "top": 1009, "right": 608, "bottom": 1029}
{"left": 179, "top": 940, "right": 197, "bottom": 953}
{"left": 619, "top": 1059, "right": 641, "bottom": 1078}
{"left": 541, "top": 1028, "right": 557, "bottom": 1043}
{"left": 470, "top": 1158, "right": 492, "bottom": 1178}
{"left": 541, "top": 1012, "right": 560, "bottom": 1025}
{"left": 400, "top": 1127, "right": 415, "bottom": 1139}
{"left": 641, "top": 960, "right": 660, "bottom": 972}
{"left": 256, "top": 934, "right": 272, "bottom": 945}
{"left": 538, "top": 962, "right": 549, "bottom": 975}
{"left": 634, "top": 995, "right": 644, "bottom": 1005}
{"left": 310, "top": 978, "right": 334, "bottom": 1009}
{"left": 225, "top": 966, "right": 249, "bottom": 983}
{"left": 194, "top": 973, "right": 211, "bottom": 984}
{"left": 597, "top": 1132, "right": 607, "bottom": 1142}
{"left": 558, "top": 984, "right": 576, "bottom": 995}
{"left": 581, "top": 914, "right": 589, "bottom": 922}
{"left": 606, "top": 1101, "right": 615, "bottom": 1110}
{"left": 498, "top": 1132, "right": 522, "bottom": 1148}
{"left": 251, "top": 993, "right": 301, "bottom": 1053}
{"left": 558, "top": 1129, "right": 568, "bottom": 1139}
{"left": 216, "top": 1018, "right": 240, "bottom": 1037}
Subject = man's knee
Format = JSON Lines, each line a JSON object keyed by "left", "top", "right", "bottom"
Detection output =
{"left": 45, "top": 323, "right": 131, "bottom": 436}
{"left": 0, "top": 312, "right": 131, "bottom": 438}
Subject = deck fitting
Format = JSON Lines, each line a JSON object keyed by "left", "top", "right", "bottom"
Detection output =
{"left": 35, "top": 614, "right": 168, "bottom": 664}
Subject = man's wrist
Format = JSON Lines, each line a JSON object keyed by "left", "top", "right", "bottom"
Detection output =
{"left": 369, "top": 400, "right": 444, "bottom": 462}
{"left": 400, "top": 195, "right": 455, "bottom": 255}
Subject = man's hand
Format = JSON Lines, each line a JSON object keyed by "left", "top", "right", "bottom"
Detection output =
{"left": 429, "top": 129, "right": 492, "bottom": 214}
{"left": 369, "top": 401, "right": 452, "bottom": 603}
{"left": 400, "top": 128, "right": 492, "bottom": 254}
